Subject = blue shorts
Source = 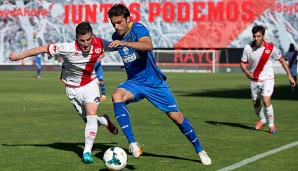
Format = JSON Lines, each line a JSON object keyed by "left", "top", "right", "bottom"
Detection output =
{"left": 117, "top": 80, "right": 179, "bottom": 113}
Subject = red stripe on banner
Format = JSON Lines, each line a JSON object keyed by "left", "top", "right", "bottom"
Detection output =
{"left": 80, "top": 38, "right": 103, "bottom": 86}
{"left": 174, "top": 0, "right": 274, "bottom": 48}
{"left": 289, "top": 51, "right": 297, "bottom": 69}
{"left": 252, "top": 42, "right": 273, "bottom": 80}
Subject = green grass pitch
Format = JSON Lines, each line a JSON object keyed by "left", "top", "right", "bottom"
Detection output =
{"left": 0, "top": 71, "right": 297, "bottom": 171}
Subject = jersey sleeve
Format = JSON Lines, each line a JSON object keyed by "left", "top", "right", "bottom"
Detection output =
{"left": 132, "top": 22, "right": 150, "bottom": 40}
{"left": 241, "top": 44, "right": 250, "bottom": 63}
{"left": 271, "top": 46, "right": 282, "bottom": 61}
{"left": 101, "top": 38, "right": 116, "bottom": 52}
{"left": 48, "top": 43, "right": 69, "bottom": 57}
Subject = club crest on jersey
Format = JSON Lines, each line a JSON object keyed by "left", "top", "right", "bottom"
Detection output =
{"left": 123, "top": 47, "right": 129, "bottom": 55}
{"left": 57, "top": 45, "right": 65, "bottom": 51}
{"left": 95, "top": 48, "right": 101, "bottom": 54}
{"left": 265, "top": 50, "right": 271, "bottom": 54}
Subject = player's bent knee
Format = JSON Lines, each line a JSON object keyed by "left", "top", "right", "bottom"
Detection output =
{"left": 167, "top": 111, "right": 184, "bottom": 124}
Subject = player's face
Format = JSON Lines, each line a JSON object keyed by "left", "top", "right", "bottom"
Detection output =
{"left": 76, "top": 32, "right": 92, "bottom": 53}
{"left": 110, "top": 16, "right": 130, "bottom": 36}
{"left": 253, "top": 31, "right": 264, "bottom": 48}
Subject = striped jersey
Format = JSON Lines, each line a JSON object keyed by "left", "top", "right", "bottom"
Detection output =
{"left": 241, "top": 41, "right": 281, "bottom": 81}
{"left": 47, "top": 37, "right": 104, "bottom": 87}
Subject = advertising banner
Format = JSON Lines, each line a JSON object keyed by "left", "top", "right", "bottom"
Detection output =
{"left": 0, "top": 0, "right": 297, "bottom": 65}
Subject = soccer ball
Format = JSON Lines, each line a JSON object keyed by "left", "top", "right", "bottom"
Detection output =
{"left": 103, "top": 147, "right": 127, "bottom": 170}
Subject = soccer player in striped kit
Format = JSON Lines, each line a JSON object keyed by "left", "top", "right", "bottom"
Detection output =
{"left": 9, "top": 22, "right": 118, "bottom": 164}
{"left": 240, "top": 25, "right": 296, "bottom": 134}
{"left": 107, "top": 4, "right": 211, "bottom": 165}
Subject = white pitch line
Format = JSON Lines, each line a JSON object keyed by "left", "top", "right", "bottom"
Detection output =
{"left": 217, "top": 141, "right": 298, "bottom": 171}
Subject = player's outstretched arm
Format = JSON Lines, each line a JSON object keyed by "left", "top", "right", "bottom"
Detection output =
{"left": 9, "top": 45, "right": 48, "bottom": 61}
{"left": 279, "top": 57, "right": 296, "bottom": 87}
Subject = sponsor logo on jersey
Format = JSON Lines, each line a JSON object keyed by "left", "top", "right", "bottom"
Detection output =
{"left": 95, "top": 48, "right": 101, "bottom": 54}
{"left": 122, "top": 53, "right": 140, "bottom": 63}
{"left": 265, "top": 50, "right": 271, "bottom": 54}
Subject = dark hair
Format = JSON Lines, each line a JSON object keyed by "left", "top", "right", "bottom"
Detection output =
{"left": 252, "top": 25, "right": 265, "bottom": 35}
{"left": 108, "top": 4, "right": 130, "bottom": 19}
{"left": 76, "top": 21, "right": 93, "bottom": 37}
{"left": 289, "top": 43, "right": 295, "bottom": 51}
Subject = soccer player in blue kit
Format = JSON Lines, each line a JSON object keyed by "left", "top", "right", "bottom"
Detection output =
{"left": 107, "top": 4, "right": 211, "bottom": 165}
{"left": 35, "top": 53, "right": 43, "bottom": 79}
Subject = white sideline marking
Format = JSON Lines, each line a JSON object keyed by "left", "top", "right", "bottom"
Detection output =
{"left": 217, "top": 141, "right": 298, "bottom": 171}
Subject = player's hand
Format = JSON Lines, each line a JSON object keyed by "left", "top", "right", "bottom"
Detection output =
{"left": 289, "top": 76, "right": 296, "bottom": 87}
{"left": 245, "top": 71, "right": 254, "bottom": 79}
{"left": 108, "top": 40, "right": 124, "bottom": 48}
{"left": 9, "top": 52, "right": 20, "bottom": 61}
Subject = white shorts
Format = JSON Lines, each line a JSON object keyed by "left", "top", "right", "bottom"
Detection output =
{"left": 65, "top": 78, "right": 100, "bottom": 119}
{"left": 250, "top": 79, "right": 274, "bottom": 100}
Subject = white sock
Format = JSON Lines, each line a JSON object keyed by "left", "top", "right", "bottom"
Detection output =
{"left": 97, "top": 116, "right": 107, "bottom": 126}
{"left": 255, "top": 105, "right": 266, "bottom": 123}
{"left": 266, "top": 105, "right": 274, "bottom": 127}
{"left": 83, "top": 115, "right": 98, "bottom": 154}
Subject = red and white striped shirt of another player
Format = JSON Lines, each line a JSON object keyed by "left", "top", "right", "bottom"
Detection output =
{"left": 241, "top": 41, "right": 282, "bottom": 81}
{"left": 47, "top": 37, "right": 104, "bottom": 87}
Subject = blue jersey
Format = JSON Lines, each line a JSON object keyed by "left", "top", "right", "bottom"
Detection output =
{"left": 112, "top": 22, "right": 166, "bottom": 87}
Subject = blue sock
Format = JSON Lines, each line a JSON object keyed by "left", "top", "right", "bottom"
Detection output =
{"left": 113, "top": 102, "right": 136, "bottom": 144}
{"left": 100, "top": 83, "right": 106, "bottom": 96}
{"left": 37, "top": 69, "right": 41, "bottom": 76}
{"left": 178, "top": 117, "right": 203, "bottom": 153}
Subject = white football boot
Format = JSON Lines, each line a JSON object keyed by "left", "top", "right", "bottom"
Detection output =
{"left": 129, "top": 142, "right": 143, "bottom": 159}
{"left": 198, "top": 150, "right": 212, "bottom": 165}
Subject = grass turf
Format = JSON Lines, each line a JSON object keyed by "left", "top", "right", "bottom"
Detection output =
{"left": 0, "top": 71, "right": 297, "bottom": 171}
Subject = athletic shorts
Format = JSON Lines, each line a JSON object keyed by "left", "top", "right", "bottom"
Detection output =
{"left": 117, "top": 80, "right": 179, "bottom": 113}
{"left": 250, "top": 79, "right": 274, "bottom": 100}
{"left": 66, "top": 78, "right": 100, "bottom": 119}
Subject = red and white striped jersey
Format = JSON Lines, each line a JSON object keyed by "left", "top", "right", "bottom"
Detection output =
{"left": 47, "top": 37, "right": 104, "bottom": 87}
{"left": 241, "top": 41, "right": 282, "bottom": 81}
